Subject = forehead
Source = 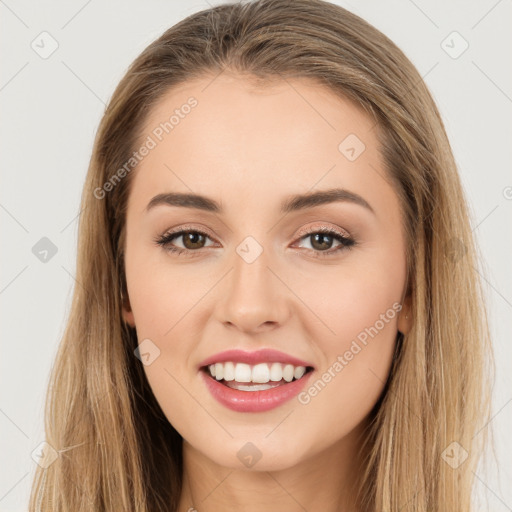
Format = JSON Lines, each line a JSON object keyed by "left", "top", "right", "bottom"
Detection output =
{"left": 138, "top": 72, "right": 377, "bottom": 156}
{"left": 128, "top": 72, "right": 394, "bottom": 218}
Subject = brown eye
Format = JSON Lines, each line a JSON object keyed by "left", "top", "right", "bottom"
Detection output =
{"left": 154, "top": 228, "right": 216, "bottom": 255}
{"left": 294, "top": 227, "right": 355, "bottom": 256}
{"left": 309, "top": 232, "right": 336, "bottom": 251}
{"left": 181, "top": 231, "right": 207, "bottom": 250}
{"left": 154, "top": 226, "right": 355, "bottom": 258}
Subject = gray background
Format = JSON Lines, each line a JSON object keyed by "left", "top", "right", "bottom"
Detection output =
{"left": 1, "top": 0, "right": 511, "bottom": 510}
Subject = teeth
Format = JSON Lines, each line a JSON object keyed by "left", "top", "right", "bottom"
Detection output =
{"left": 252, "top": 363, "right": 270, "bottom": 383}
{"left": 234, "top": 363, "right": 252, "bottom": 382}
{"left": 269, "top": 362, "right": 283, "bottom": 382}
{"left": 227, "top": 382, "right": 283, "bottom": 392}
{"left": 294, "top": 366, "right": 306, "bottom": 379}
{"left": 282, "top": 364, "right": 294, "bottom": 382}
{"left": 223, "top": 361, "right": 235, "bottom": 381}
{"left": 206, "top": 361, "right": 308, "bottom": 384}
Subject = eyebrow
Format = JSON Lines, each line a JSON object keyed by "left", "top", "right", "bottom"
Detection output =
{"left": 145, "top": 188, "right": 375, "bottom": 215}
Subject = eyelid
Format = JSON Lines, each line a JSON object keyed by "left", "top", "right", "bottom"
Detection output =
{"left": 160, "top": 222, "right": 352, "bottom": 245}
{"left": 164, "top": 223, "right": 218, "bottom": 240}
{"left": 294, "top": 223, "right": 351, "bottom": 240}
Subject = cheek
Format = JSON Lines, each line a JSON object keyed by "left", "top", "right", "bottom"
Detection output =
{"left": 124, "top": 244, "right": 201, "bottom": 337}
{"left": 294, "top": 335, "right": 396, "bottom": 458}
{"left": 291, "top": 247, "right": 405, "bottom": 347}
{"left": 289, "top": 249, "right": 403, "bottom": 424}
{"left": 294, "top": 276, "right": 401, "bottom": 447}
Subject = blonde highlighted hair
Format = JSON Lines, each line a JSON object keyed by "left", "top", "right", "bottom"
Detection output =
{"left": 29, "top": 0, "right": 493, "bottom": 510}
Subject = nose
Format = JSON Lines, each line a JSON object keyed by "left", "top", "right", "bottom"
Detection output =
{"left": 214, "top": 243, "right": 291, "bottom": 334}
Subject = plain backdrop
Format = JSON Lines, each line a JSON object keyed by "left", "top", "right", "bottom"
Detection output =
{"left": 1, "top": 0, "right": 511, "bottom": 510}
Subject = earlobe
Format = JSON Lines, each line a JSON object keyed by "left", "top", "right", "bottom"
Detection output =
{"left": 123, "top": 309, "right": 136, "bottom": 327}
{"left": 397, "top": 298, "right": 412, "bottom": 335}
{"left": 121, "top": 292, "right": 136, "bottom": 327}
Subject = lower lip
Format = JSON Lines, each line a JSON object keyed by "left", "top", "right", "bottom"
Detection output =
{"left": 200, "top": 369, "right": 314, "bottom": 412}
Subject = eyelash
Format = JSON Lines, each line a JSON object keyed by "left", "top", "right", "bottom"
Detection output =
{"left": 154, "top": 224, "right": 356, "bottom": 259}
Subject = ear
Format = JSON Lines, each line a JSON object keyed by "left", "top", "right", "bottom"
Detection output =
{"left": 397, "top": 294, "right": 412, "bottom": 336}
{"left": 121, "top": 291, "right": 136, "bottom": 327}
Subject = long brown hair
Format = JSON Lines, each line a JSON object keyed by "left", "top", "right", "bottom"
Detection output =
{"left": 29, "top": 1, "right": 493, "bottom": 510}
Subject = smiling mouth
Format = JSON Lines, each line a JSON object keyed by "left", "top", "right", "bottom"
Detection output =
{"left": 201, "top": 362, "right": 315, "bottom": 392}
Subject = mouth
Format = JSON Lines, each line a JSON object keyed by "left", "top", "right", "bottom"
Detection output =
{"left": 200, "top": 361, "right": 315, "bottom": 391}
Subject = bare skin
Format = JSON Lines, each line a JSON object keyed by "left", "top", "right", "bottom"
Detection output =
{"left": 121, "top": 72, "right": 412, "bottom": 512}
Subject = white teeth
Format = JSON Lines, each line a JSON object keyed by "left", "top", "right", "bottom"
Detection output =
{"left": 234, "top": 363, "right": 252, "bottom": 382}
{"left": 269, "top": 362, "right": 283, "bottom": 382}
{"left": 223, "top": 361, "right": 235, "bottom": 381}
{"left": 206, "top": 361, "right": 309, "bottom": 384}
{"left": 225, "top": 381, "right": 282, "bottom": 392}
{"left": 252, "top": 363, "right": 270, "bottom": 383}
{"left": 294, "top": 366, "right": 306, "bottom": 379}
{"left": 282, "top": 364, "right": 294, "bottom": 382}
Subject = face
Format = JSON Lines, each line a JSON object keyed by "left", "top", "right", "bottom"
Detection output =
{"left": 121, "top": 72, "right": 412, "bottom": 471}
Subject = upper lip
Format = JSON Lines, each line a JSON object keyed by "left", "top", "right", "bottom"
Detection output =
{"left": 198, "top": 349, "right": 314, "bottom": 369}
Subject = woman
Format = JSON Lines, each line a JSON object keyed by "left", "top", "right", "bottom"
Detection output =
{"left": 29, "top": 0, "right": 493, "bottom": 510}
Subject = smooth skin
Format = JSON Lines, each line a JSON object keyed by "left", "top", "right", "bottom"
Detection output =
{"left": 122, "top": 72, "right": 412, "bottom": 512}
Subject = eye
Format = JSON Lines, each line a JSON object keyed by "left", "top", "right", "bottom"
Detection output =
{"left": 292, "top": 226, "right": 356, "bottom": 258}
{"left": 153, "top": 226, "right": 218, "bottom": 257}
{"left": 154, "top": 225, "right": 356, "bottom": 258}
